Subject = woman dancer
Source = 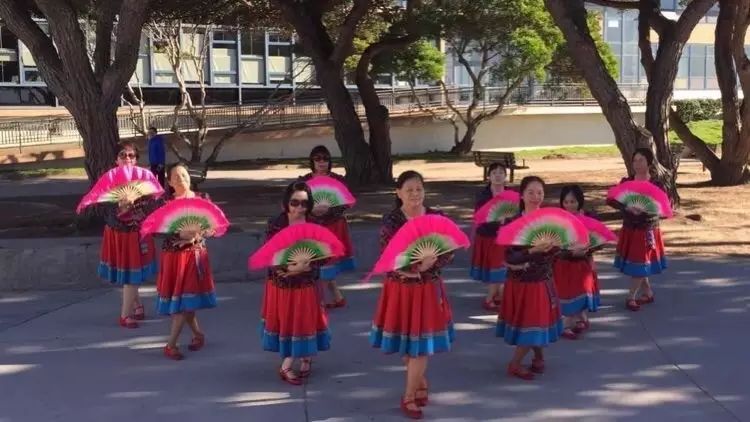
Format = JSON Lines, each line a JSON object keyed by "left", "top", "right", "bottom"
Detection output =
{"left": 259, "top": 182, "right": 331, "bottom": 385}
{"left": 496, "top": 176, "right": 563, "bottom": 380}
{"left": 98, "top": 141, "right": 158, "bottom": 328}
{"left": 156, "top": 163, "right": 217, "bottom": 360}
{"left": 299, "top": 145, "right": 354, "bottom": 309}
{"left": 370, "top": 171, "right": 454, "bottom": 419}
{"left": 608, "top": 148, "right": 668, "bottom": 311}
{"left": 470, "top": 162, "right": 510, "bottom": 310}
{"left": 554, "top": 185, "right": 600, "bottom": 339}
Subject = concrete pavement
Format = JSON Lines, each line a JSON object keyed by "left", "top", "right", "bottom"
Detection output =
{"left": 0, "top": 255, "right": 747, "bottom": 422}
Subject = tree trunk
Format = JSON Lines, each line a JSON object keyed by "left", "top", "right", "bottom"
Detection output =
{"left": 545, "top": 0, "right": 653, "bottom": 175}
{"left": 70, "top": 102, "right": 119, "bottom": 181}
{"left": 314, "top": 60, "right": 375, "bottom": 186}
{"left": 355, "top": 68, "right": 392, "bottom": 183}
{"left": 451, "top": 123, "right": 476, "bottom": 155}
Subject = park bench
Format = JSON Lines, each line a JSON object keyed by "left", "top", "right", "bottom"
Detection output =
{"left": 472, "top": 150, "right": 525, "bottom": 182}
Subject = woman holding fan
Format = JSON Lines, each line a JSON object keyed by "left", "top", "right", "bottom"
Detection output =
{"left": 470, "top": 162, "right": 513, "bottom": 311}
{"left": 299, "top": 145, "right": 353, "bottom": 309}
{"left": 98, "top": 141, "right": 159, "bottom": 329}
{"left": 259, "top": 182, "right": 331, "bottom": 385}
{"left": 370, "top": 170, "right": 456, "bottom": 420}
{"left": 155, "top": 163, "right": 218, "bottom": 360}
{"left": 554, "top": 185, "right": 601, "bottom": 339}
{"left": 607, "top": 148, "right": 668, "bottom": 312}
{"left": 496, "top": 176, "right": 564, "bottom": 381}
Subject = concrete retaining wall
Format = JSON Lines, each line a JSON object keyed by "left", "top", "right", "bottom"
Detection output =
{"left": 0, "top": 227, "right": 475, "bottom": 291}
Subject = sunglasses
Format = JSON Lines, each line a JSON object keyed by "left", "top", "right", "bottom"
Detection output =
{"left": 289, "top": 199, "right": 309, "bottom": 208}
{"left": 313, "top": 155, "right": 330, "bottom": 162}
{"left": 118, "top": 152, "right": 137, "bottom": 159}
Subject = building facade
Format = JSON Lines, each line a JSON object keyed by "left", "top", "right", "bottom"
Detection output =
{"left": 0, "top": 4, "right": 731, "bottom": 107}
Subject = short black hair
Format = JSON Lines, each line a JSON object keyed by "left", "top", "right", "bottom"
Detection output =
{"left": 633, "top": 147, "right": 655, "bottom": 167}
{"left": 559, "top": 184, "right": 585, "bottom": 211}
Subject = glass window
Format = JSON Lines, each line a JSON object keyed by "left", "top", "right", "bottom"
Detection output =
{"left": 675, "top": 53, "right": 689, "bottom": 89}
{"left": 605, "top": 17, "right": 622, "bottom": 42}
{"left": 622, "top": 55, "right": 639, "bottom": 84}
{"left": 705, "top": 45, "right": 717, "bottom": 89}
{"left": 0, "top": 26, "right": 20, "bottom": 83}
{"left": 660, "top": 0, "right": 676, "bottom": 10}
{"left": 241, "top": 31, "right": 265, "bottom": 56}
{"left": 268, "top": 32, "right": 291, "bottom": 43}
{"left": 211, "top": 45, "right": 237, "bottom": 84}
{"left": 0, "top": 86, "right": 55, "bottom": 105}
{"left": 212, "top": 31, "right": 237, "bottom": 42}
{"left": 689, "top": 44, "right": 706, "bottom": 89}
{"left": 241, "top": 57, "right": 264, "bottom": 84}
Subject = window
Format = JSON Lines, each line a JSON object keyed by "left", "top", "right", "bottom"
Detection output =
{"left": 675, "top": 52, "right": 689, "bottom": 89}
{"left": 211, "top": 30, "right": 237, "bottom": 85}
{"left": 660, "top": 0, "right": 676, "bottom": 10}
{"left": 705, "top": 45, "right": 717, "bottom": 89}
{"left": 241, "top": 31, "right": 265, "bottom": 56}
{"left": 130, "top": 34, "right": 150, "bottom": 85}
{"left": 268, "top": 32, "right": 291, "bottom": 43}
{"left": 268, "top": 44, "right": 291, "bottom": 84}
{"left": 0, "top": 86, "right": 55, "bottom": 105}
{"left": 20, "top": 22, "right": 47, "bottom": 83}
{"left": 0, "top": 25, "right": 20, "bottom": 83}
{"left": 689, "top": 44, "right": 706, "bottom": 89}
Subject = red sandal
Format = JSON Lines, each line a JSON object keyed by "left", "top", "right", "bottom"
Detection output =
{"left": 415, "top": 386, "right": 428, "bottom": 407}
{"left": 118, "top": 316, "right": 138, "bottom": 329}
{"left": 482, "top": 299, "right": 498, "bottom": 311}
{"left": 133, "top": 304, "right": 145, "bottom": 321}
{"left": 626, "top": 299, "right": 641, "bottom": 312}
{"left": 188, "top": 334, "right": 205, "bottom": 351}
{"left": 163, "top": 345, "right": 184, "bottom": 361}
{"left": 325, "top": 298, "right": 347, "bottom": 309}
{"left": 279, "top": 367, "right": 302, "bottom": 386}
{"left": 507, "top": 363, "right": 534, "bottom": 380}
{"left": 561, "top": 328, "right": 579, "bottom": 340}
{"left": 400, "top": 397, "right": 423, "bottom": 419}
{"left": 530, "top": 358, "right": 545, "bottom": 374}
{"left": 299, "top": 358, "right": 312, "bottom": 378}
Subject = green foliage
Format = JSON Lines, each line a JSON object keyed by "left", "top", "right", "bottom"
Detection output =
{"left": 374, "top": 39, "right": 444, "bottom": 84}
{"left": 546, "top": 10, "right": 618, "bottom": 84}
{"left": 674, "top": 99, "right": 722, "bottom": 122}
{"left": 429, "top": 0, "right": 563, "bottom": 86}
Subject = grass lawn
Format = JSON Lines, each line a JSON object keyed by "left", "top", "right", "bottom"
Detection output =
{"left": 669, "top": 119, "right": 722, "bottom": 145}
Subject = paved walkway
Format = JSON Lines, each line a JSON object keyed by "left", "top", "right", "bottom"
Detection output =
{"left": 0, "top": 255, "right": 747, "bottom": 422}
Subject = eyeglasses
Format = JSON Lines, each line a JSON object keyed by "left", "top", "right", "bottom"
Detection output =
{"left": 289, "top": 199, "right": 309, "bottom": 208}
{"left": 313, "top": 155, "right": 330, "bottom": 162}
{"left": 118, "top": 152, "right": 137, "bottom": 159}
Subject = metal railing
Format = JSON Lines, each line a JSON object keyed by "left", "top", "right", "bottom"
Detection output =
{"left": 0, "top": 83, "right": 648, "bottom": 149}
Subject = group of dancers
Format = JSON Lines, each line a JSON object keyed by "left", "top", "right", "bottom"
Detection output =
{"left": 96, "top": 141, "right": 667, "bottom": 420}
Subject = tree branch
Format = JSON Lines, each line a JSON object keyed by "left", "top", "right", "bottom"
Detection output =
{"left": 437, "top": 80, "right": 469, "bottom": 126}
{"left": 93, "top": 0, "right": 120, "bottom": 81}
{"left": 331, "top": 0, "right": 371, "bottom": 65}
{"left": 585, "top": 0, "right": 641, "bottom": 9}
{"left": 101, "top": 0, "right": 150, "bottom": 106}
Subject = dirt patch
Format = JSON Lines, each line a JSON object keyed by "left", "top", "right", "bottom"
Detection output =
{"left": 0, "top": 158, "right": 747, "bottom": 257}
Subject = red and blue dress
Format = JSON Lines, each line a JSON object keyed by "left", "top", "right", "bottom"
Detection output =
{"left": 98, "top": 196, "right": 159, "bottom": 285}
{"left": 155, "top": 193, "right": 217, "bottom": 315}
{"left": 496, "top": 225, "right": 563, "bottom": 346}
{"left": 553, "top": 213, "right": 601, "bottom": 317}
{"left": 300, "top": 172, "right": 356, "bottom": 280}
{"left": 369, "top": 208, "right": 455, "bottom": 357}
{"left": 609, "top": 177, "right": 668, "bottom": 276}
{"left": 259, "top": 213, "right": 331, "bottom": 358}
{"left": 470, "top": 186, "right": 508, "bottom": 283}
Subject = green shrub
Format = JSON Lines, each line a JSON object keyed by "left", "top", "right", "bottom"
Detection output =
{"left": 674, "top": 99, "right": 721, "bottom": 122}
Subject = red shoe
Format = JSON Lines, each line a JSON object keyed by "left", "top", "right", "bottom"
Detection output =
{"left": 188, "top": 334, "right": 205, "bottom": 351}
{"left": 325, "top": 298, "right": 347, "bottom": 309}
{"left": 561, "top": 328, "right": 579, "bottom": 340}
{"left": 400, "top": 397, "right": 423, "bottom": 419}
{"left": 119, "top": 316, "right": 138, "bottom": 329}
{"left": 482, "top": 299, "right": 498, "bottom": 311}
{"left": 626, "top": 299, "right": 641, "bottom": 312}
{"left": 415, "top": 386, "right": 428, "bottom": 407}
{"left": 530, "top": 358, "right": 545, "bottom": 374}
{"left": 576, "top": 320, "right": 591, "bottom": 331}
{"left": 636, "top": 294, "right": 655, "bottom": 305}
{"left": 132, "top": 304, "right": 145, "bottom": 320}
{"left": 279, "top": 367, "right": 302, "bottom": 386}
{"left": 507, "top": 363, "right": 534, "bottom": 380}
{"left": 299, "top": 358, "right": 312, "bottom": 378}
{"left": 163, "top": 345, "right": 184, "bottom": 361}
